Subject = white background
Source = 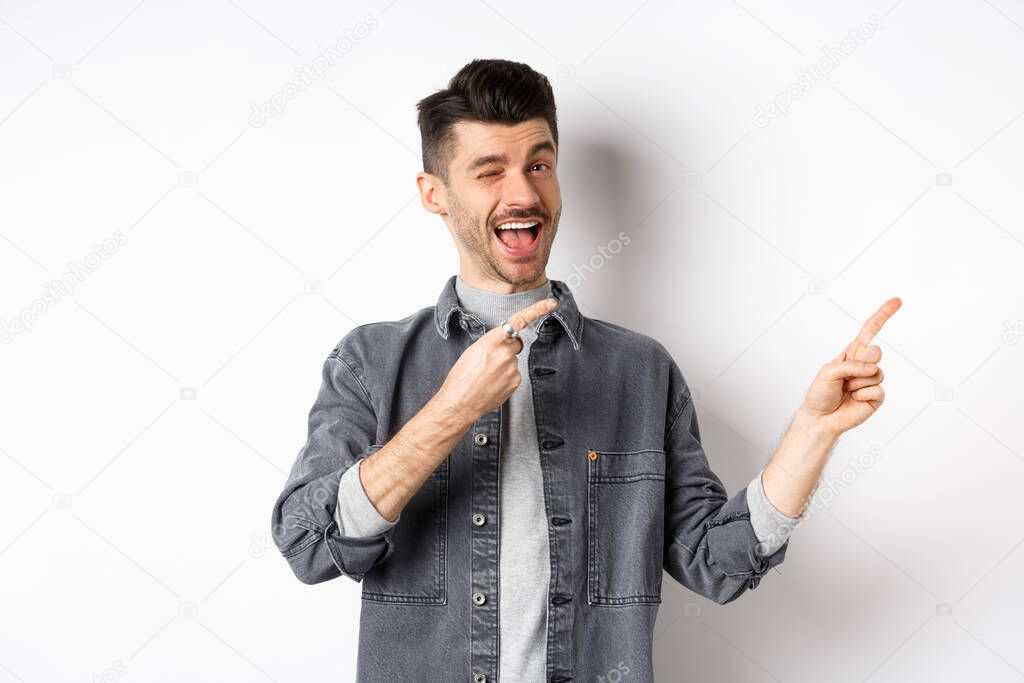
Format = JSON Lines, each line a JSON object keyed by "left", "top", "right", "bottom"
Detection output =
{"left": 1, "top": 1, "right": 1022, "bottom": 681}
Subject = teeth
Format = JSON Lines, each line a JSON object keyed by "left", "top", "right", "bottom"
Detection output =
{"left": 496, "top": 221, "right": 539, "bottom": 230}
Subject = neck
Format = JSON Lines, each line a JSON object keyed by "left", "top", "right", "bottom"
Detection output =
{"left": 457, "top": 267, "right": 549, "bottom": 295}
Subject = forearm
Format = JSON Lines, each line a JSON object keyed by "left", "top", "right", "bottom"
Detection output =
{"left": 358, "top": 393, "right": 475, "bottom": 522}
{"left": 761, "top": 407, "right": 838, "bottom": 518}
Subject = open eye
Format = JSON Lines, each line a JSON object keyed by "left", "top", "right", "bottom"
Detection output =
{"left": 530, "top": 163, "right": 551, "bottom": 172}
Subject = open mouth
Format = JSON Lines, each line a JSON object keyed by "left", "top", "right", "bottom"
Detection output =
{"left": 493, "top": 218, "right": 543, "bottom": 256}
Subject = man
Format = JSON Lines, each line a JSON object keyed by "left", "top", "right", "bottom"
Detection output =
{"left": 271, "top": 58, "right": 900, "bottom": 682}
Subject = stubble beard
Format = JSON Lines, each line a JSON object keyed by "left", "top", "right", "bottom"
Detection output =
{"left": 447, "top": 187, "right": 561, "bottom": 287}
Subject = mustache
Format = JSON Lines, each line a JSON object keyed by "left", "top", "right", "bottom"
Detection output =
{"left": 490, "top": 210, "right": 548, "bottom": 227}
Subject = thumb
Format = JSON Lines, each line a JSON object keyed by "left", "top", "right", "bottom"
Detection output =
{"left": 820, "top": 360, "right": 878, "bottom": 382}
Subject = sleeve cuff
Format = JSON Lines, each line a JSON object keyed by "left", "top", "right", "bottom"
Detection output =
{"left": 334, "top": 458, "right": 400, "bottom": 537}
{"left": 746, "top": 468, "right": 801, "bottom": 557}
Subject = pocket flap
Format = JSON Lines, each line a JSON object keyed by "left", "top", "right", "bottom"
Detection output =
{"left": 589, "top": 448, "right": 665, "bottom": 481}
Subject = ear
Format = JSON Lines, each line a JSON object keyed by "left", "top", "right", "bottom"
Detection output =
{"left": 416, "top": 171, "right": 448, "bottom": 216}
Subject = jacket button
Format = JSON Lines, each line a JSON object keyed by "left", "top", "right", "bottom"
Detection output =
{"left": 474, "top": 433, "right": 489, "bottom": 446}
{"left": 472, "top": 513, "right": 486, "bottom": 526}
{"left": 474, "top": 674, "right": 487, "bottom": 683}
{"left": 472, "top": 591, "right": 486, "bottom": 605}
{"left": 459, "top": 319, "right": 469, "bottom": 329}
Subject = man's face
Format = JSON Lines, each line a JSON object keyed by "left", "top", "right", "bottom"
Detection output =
{"left": 424, "top": 118, "right": 561, "bottom": 290}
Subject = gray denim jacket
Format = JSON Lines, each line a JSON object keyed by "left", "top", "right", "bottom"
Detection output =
{"left": 270, "top": 275, "right": 790, "bottom": 682}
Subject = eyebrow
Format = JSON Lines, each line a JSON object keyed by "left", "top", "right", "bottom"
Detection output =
{"left": 467, "top": 140, "right": 556, "bottom": 172}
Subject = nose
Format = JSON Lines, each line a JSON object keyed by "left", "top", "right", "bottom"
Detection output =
{"left": 501, "top": 167, "right": 541, "bottom": 209}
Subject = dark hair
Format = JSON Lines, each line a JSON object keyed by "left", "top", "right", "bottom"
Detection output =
{"left": 416, "top": 58, "right": 558, "bottom": 184}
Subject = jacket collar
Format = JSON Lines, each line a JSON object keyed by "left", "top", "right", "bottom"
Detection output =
{"left": 434, "top": 274, "right": 583, "bottom": 350}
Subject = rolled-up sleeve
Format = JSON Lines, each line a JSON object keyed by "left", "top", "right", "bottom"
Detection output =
{"left": 334, "top": 457, "right": 401, "bottom": 537}
{"left": 270, "top": 345, "right": 396, "bottom": 585}
{"left": 746, "top": 467, "right": 801, "bottom": 556}
{"left": 662, "top": 364, "right": 790, "bottom": 605}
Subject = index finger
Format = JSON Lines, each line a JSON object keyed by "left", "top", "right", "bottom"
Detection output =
{"left": 842, "top": 296, "right": 902, "bottom": 361}
{"left": 502, "top": 297, "right": 558, "bottom": 334}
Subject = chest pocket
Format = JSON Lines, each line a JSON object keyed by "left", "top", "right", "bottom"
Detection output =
{"left": 586, "top": 448, "right": 666, "bottom": 605}
{"left": 361, "top": 449, "right": 449, "bottom": 605}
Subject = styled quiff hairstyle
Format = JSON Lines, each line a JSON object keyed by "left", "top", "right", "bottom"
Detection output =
{"left": 416, "top": 58, "right": 558, "bottom": 185}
